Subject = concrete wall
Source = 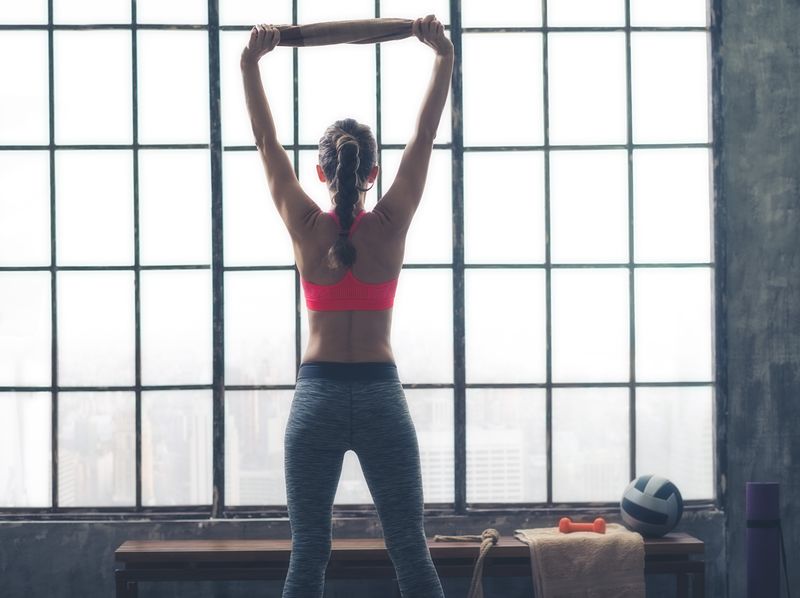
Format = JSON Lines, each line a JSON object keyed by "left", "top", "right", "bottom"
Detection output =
{"left": 2, "top": 0, "right": 798, "bottom": 595}
{"left": 721, "top": 0, "right": 800, "bottom": 595}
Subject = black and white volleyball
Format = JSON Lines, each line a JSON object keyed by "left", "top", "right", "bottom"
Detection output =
{"left": 620, "top": 474, "right": 684, "bottom": 537}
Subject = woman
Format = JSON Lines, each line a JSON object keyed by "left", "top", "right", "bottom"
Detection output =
{"left": 241, "top": 15, "right": 453, "bottom": 598}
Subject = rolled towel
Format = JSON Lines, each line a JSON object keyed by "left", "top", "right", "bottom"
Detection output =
{"left": 514, "top": 523, "right": 645, "bottom": 597}
{"left": 274, "top": 18, "right": 415, "bottom": 47}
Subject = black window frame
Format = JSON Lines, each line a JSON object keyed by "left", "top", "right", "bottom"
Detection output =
{"left": 0, "top": 0, "right": 725, "bottom": 521}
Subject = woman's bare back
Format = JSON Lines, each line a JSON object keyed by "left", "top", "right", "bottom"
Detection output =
{"left": 296, "top": 207, "right": 407, "bottom": 363}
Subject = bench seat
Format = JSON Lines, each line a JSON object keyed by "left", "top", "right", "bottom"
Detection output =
{"left": 115, "top": 532, "right": 705, "bottom": 597}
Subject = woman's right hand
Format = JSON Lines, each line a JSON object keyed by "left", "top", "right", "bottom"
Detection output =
{"left": 412, "top": 15, "right": 453, "bottom": 57}
{"left": 241, "top": 23, "right": 281, "bottom": 68}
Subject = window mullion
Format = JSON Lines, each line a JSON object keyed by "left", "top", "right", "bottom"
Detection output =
{"left": 542, "top": 0, "right": 554, "bottom": 507}
{"left": 208, "top": 0, "right": 225, "bottom": 519}
{"left": 48, "top": 0, "right": 59, "bottom": 513}
{"left": 130, "top": 0, "right": 143, "bottom": 512}
{"left": 624, "top": 0, "right": 638, "bottom": 484}
{"left": 450, "top": 0, "right": 467, "bottom": 515}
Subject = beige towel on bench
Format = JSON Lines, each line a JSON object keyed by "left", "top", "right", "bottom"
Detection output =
{"left": 514, "top": 523, "right": 645, "bottom": 598}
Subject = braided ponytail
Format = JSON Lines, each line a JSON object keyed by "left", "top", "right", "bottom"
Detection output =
{"left": 318, "top": 118, "right": 377, "bottom": 269}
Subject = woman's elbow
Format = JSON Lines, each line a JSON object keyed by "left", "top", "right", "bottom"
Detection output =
{"left": 253, "top": 132, "right": 278, "bottom": 151}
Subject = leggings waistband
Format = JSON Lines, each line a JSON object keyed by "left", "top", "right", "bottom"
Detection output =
{"left": 297, "top": 361, "right": 399, "bottom": 382}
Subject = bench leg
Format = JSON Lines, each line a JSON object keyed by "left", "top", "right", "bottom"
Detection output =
{"left": 115, "top": 572, "right": 138, "bottom": 598}
{"left": 677, "top": 573, "right": 689, "bottom": 598}
{"left": 692, "top": 569, "right": 705, "bottom": 598}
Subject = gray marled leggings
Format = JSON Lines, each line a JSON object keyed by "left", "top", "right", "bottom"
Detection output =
{"left": 282, "top": 361, "right": 445, "bottom": 598}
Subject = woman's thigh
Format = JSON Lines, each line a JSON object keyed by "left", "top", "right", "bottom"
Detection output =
{"left": 284, "top": 378, "right": 351, "bottom": 528}
{"left": 350, "top": 380, "right": 425, "bottom": 521}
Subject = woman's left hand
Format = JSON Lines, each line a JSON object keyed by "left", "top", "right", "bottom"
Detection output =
{"left": 241, "top": 24, "right": 281, "bottom": 67}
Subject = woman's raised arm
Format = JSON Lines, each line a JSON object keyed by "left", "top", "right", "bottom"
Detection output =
{"left": 241, "top": 24, "right": 319, "bottom": 237}
{"left": 374, "top": 15, "right": 454, "bottom": 232}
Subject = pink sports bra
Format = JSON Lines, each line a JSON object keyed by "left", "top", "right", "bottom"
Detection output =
{"left": 299, "top": 209, "right": 400, "bottom": 311}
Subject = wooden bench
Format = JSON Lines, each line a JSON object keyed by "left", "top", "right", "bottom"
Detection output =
{"left": 115, "top": 532, "right": 704, "bottom": 597}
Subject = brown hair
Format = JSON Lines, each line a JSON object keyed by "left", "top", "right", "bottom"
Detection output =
{"left": 318, "top": 118, "right": 377, "bottom": 269}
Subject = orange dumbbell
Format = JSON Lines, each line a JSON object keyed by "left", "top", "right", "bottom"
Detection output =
{"left": 558, "top": 516, "right": 606, "bottom": 534}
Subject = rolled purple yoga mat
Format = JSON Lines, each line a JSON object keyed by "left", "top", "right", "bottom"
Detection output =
{"left": 746, "top": 482, "right": 781, "bottom": 598}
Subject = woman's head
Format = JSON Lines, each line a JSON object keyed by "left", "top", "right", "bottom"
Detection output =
{"left": 318, "top": 118, "right": 378, "bottom": 269}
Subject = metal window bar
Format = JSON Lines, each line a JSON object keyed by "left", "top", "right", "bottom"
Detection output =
{"left": 208, "top": 0, "right": 225, "bottom": 521}
{"left": 47, "top": 0, "right": 58, "bottom": 513}
{"left": 709, "top": 0, "right": 727, "bottom": 512}
{"left": 541, "top": 0, "right": 554, "bottom": 506}
{"left": 449, "top": 0, "right": 468, "bottom": 518}
{"left": 0, "top": 0, "right": 722, "bottom": 519}
{"left": 130, "top": 0, "right": 142, "bottom": 512}
{"left": 624, "top": 0, "right": 638, "bottom": 490}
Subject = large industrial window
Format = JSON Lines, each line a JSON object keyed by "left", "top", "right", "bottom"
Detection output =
{"left": 0, "top": 0, "right": 718, "bottom": 518}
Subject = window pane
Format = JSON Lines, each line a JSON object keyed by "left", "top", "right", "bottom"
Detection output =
{"left": 462, "top": 0, "right": 541, "bottom": 27}
{"left": 0, "top": 151, "right": 50, "bottom": 266}
{"left": 142, "top": 390, "right": 212, "bottom": 506}
{"left": 225, "top": 390, "right": 293, "bottom": 506}
{"left": 0, "top": 32, "right": 48, "bottom": 144}
{"left": 221, "top": 30, "right": 294, "bottom": 147}
{"left": 139, "top": 150, "right": 211, "bottom": 265}
{"left": 547, "top": 0, "right": 624, "bottom": 26}
{"left": 0, "top": 1, "right": 47, "bottom": 23}
{"left": 298, "top": 0, "right": 373, "bottom": 22}
{"left": 0, "top": 393, "right": 51, "bottom": 507}
{"left": 298, "top": 44, "right": 376, "bottom": 144}
{"left": 634, "top": 148, "right": 712, "bottom": 263}
{"left": 467, "top": 389, "right": 546, "bottom": 503}
{"left": 54, "top": 31, "right": 132, "bottom": 144}
{"left": 57, "top": 271, "right": 135, "bottom": 386}
{"left": 137, "top": 31, "right": 209, "bottom": 144}
{"left": 552, "top": 269, "right": 629, "bottom": 383}
{"left": 465, "top": 269, "right": 546, "bottom": 383}
{"left": 0, "top": 273, "right": 51, "bottom": 387}
{"left": 380, "top": 149, "right": 452, "bottom": 264}
{"left": 637, "top": 386, "right": 713, "bottom": 500}
{"left": 635, "top": 267, "right": 713, "bottom": 381}
{"left": 386, "top": 269, "right": 453, "bottom": 383}
{"left": 220, "top": 0, "right": 292, "bottom": 26}
{"left": 224, "top": 151, "right": 294, "bottom": 266}
{"left": 335, "top": 450, "right": 372, "bottom": 505}
{"left": 551, "top": 150, "right": 628, "bottom": 264}
{"left": 380, "top": 0, "right": 450, "bottom": 24}
{"left": 408, "top": 389, "right": 454, "bottom": 504}
{"left": 548, "top": 32, "right": 627, "bottom": 146}
{"left": 380, "top": 37, "right": 452, "bottom": 144}
{"left": 464, "top": 151, "right": 545, "bottom": 264}
{"left": 58, "top": 392, "right": 135, "bottom": 507}
{"left": 631, "top": 0, "right": 708, "bottom": 27}
{"left": 136, "top": 0, "right": 206, "bottom": 24}
{"left": 462, "top": 33, "right": 543, "bottom": 146}
{"left": 632, "top": 32, "right": 710, "bottom": 144}
{"left": 553, "top": 388, "right": 629, "bottom": 502}
{"left": 53, "top": 0, "right": 130, "bottom": 23}
{"left": 55, "top": 150, "right": 133, "bottom": 266}
{"left": 225, "top": 271, "right": 296, "bottom": 386}
{"left": 140, "top": 270, "right": 212, "bottom": 385}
